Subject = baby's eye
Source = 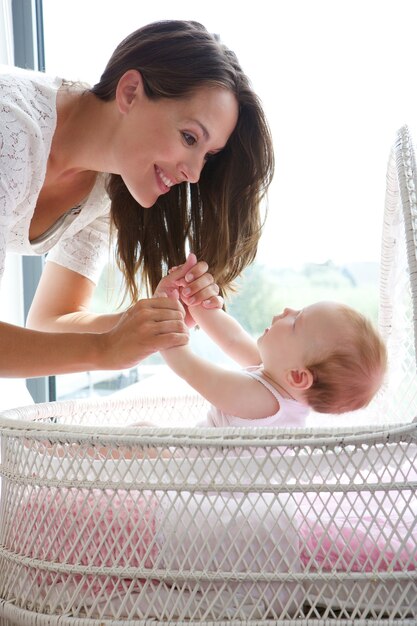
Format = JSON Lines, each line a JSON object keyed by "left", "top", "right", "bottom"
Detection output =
{"left": 182, "top": 132, "right": 196, "bottom": 146}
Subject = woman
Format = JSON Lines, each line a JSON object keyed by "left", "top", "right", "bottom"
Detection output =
{"left": 0, "top": 20, "right": 274, "bottom": 379}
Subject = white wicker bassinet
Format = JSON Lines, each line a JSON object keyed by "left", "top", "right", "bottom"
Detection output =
{"left": 0, "top": 126, "right": 416, "bottom": 625}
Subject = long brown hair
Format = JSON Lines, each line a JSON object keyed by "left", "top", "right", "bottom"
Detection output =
{"left": 91, "top": 20, "right": 274, "bottom": 301}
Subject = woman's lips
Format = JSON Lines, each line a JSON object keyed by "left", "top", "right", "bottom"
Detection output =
{"left": 155, "top": 165, "right": 175, "bottom": 193}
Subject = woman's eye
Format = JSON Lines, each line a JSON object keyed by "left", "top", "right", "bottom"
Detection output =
{"left": 182, "top": 132, "right": 196, "bottom": 146}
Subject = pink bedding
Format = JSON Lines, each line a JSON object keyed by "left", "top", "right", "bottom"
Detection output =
{"left": 298, "top": 453, "right": 417, "bottom": 573}
{"left": 298, "top": 489, "right": 416, "bottom": 572}
{"left": 11, "top": 488, "right": 160, "bottom": 593}
{"left": 11, "top": 484, "right": 417, "bottom": 587}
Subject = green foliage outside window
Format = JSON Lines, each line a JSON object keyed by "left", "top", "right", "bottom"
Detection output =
{"left": 92, "top": 259, "right": 379, "bottom": 341}
{"left": 227, "top": 261, "right": 379, "bottom": 336}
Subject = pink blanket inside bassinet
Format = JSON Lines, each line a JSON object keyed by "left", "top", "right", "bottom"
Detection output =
{"left": 12, "top": 483, "right": 417, "bottom": 589}
{"left": 7, "top": 447, "right": 416, "bottom": 615}
{"left": 12, "top": 488, "right": 160, "bottom": 593}
{"left": 298, "top": 490, "right": 416, "bottom": 572}
{"left": 298, "top": 454, "right": 417, "bottom": 573}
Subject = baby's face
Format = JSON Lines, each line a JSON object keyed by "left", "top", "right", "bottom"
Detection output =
{"left": 257, "top": 301, "right": 344, "bottom": 381}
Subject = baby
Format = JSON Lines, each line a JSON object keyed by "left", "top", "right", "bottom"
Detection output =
{"left": 156, "top": 255, "right": 387, "bottom": 427}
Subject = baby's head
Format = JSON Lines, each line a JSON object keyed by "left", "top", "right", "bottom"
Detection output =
{"left": 258, "top": 301, "right": 387, "bottom": 414}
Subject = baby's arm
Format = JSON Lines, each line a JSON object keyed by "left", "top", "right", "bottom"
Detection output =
{"left": 156, "top": 257, "right": 275, "bottom": 418}
{"left": 155, "top": 253, "right": 260, "bottom": 366}
{"left": 157, "top": 255, "right": 277, "bottom": 419}
{"left": 161, "top": 344, "right": 276, "bottom": 420}
{"left": 189, "top": 305, "right": 261, "bottom": 367}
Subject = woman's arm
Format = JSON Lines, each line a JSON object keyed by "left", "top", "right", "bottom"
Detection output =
{"left": 1, "top": 296, "right": 188, "bottom": 377}
{"left": 0, "top": 319, "right": 105, "bottom": 376}
{"left": 28, "top": 260, "right": 220, "bottom": 334}
{"left": 3, "top": 262, "right": 189, "bottom": 377}
{"left": 26, "top": 262, "right": 121, "bottom": 333}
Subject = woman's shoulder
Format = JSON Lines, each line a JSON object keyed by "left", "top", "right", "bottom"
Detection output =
{"left": 0, "top": 66, "right": 62, "bottom": 121}
{"left": 0, "top": 65, "right": 61, "bottom": 86}
{"left": 0, "top": 68, "right": 62, "bottom": 209}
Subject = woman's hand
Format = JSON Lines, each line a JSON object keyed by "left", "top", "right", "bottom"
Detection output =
{"left": 99, "top": 296, "right": 189, "bottom": 369}
{"left": 22, "top": 262, "right": 189, "bottom": 375}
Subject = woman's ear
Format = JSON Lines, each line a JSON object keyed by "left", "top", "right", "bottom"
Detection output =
{"left": 115, "top": 70, "right": 144, "bottom": 114}
{"left": 286, "top": 368, "right": 314, "bottom": 391}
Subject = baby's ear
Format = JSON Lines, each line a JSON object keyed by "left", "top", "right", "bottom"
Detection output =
{"left": 286, "top": 368, "right": 314, "bottom": 391}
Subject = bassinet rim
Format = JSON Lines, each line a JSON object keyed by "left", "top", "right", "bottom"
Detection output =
{"left": 1, "top": 601, "right": 414, "bottom": 626}
{"left": 0, "top": 395, "right": 416, "bottom": 448}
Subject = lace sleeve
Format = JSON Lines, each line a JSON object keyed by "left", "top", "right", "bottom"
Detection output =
{"left": 0, "top": 72, "right": 58, "bottom": 282}
{"left": 46, "top": 210, "right": 112, "bottom": 285}
{"left": 0, "top": 74, "right": 56, "bottom": 213}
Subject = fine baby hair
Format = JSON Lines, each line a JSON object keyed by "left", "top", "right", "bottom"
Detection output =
{"left": 301, "top": 303, "right": 387, "bottom": 414}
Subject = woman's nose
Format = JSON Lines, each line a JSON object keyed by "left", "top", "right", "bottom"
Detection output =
{"left": 180, "top": 157, "right": 204, "bottom": 184}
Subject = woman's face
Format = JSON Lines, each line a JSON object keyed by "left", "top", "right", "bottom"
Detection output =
{"left": 112, "top": 73, "right": 239, "bottom": 207}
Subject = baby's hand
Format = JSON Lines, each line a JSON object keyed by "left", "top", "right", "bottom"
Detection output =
{"left": 155, "top": 253, "right": 223, "bottom": 326}
{"left": 169, "top": 254, "right": 223, "bottom": 310}
{"left": 154, "top": 254, "right": 197, "bottom": 299}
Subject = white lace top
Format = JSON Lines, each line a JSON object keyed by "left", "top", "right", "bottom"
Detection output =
{"left": 0, "top": 67, "right": 111, "bottom": 285}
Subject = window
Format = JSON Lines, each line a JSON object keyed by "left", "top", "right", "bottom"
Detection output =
{"left": 0, "top": 0, "right": 51, "bottom": 407}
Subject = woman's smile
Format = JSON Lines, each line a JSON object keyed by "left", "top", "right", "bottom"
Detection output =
{"left": 115, "top": 79, "right": 238, "bottom": 208}
{"left": 155, "top": 165, "right": 175, "bottom": 193}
